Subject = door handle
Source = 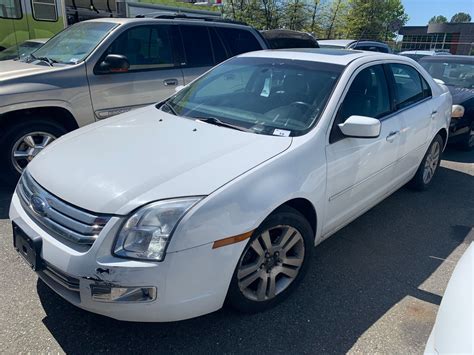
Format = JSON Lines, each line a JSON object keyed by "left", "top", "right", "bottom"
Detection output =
{"left": 431, "top": 110, "right": 438, "bottom": 119}
{"left": 163, "top": 78, "right": 178, "bottom": 86}
{"left": 386, "top": 131, "right": 399, "bottom": 142}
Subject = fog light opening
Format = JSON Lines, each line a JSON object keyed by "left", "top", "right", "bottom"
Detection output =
{"left": 91, "top": 284, "right": 157, "bottom": 303}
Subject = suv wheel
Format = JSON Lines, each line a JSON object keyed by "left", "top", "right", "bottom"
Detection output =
{"left": 0, "top": 119, "right": 67, "bottom": 184}
{"left": 460, "top": 122, "right": 474, "bottom": 151}
{"left": 226, "top": 206, "right": 313, "bottom": 313}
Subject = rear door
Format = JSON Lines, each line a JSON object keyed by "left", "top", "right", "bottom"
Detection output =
{"left": 387, "top": 63, "right": 433, "bottom": 179}
{"left": 86, "top": 24, "right": 185, "bottom": 120}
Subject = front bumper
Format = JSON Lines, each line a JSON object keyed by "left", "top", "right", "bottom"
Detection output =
{"left": 9, "top": 192, "right": 244, "bottom": 322}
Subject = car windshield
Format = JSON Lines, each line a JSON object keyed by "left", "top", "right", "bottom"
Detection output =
{"left": 420, "top": 59, "right": 474, "bottom": 89}
{"left": 164, "top": 57, "right": 343, "bottom": 136}
{"left": 0, "top": 41, "right": 44, "bottom": 61}
{"left": 22, "top": 22, "right": 117, "bottom": 65}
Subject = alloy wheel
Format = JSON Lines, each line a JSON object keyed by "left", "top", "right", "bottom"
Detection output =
{"left": 237, "top": 225, "right": 305, "bottom": 302}
{"left": 11, "top": 132, "right": 56, "bottom": 173}
{"left": 423, "top": 140, "right": 441, "bottom": 184}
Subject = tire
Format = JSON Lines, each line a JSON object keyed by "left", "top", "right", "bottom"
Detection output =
{"left": 459, "top": 122, "right": 474, "bottom": 151}
{"left": 0, "top": 119, "right": 67, "bottom": 184}
{"left": 407, "top": 134, "right": 443, "bottom": 191}
{"left": 226, "top": 205, "right": 313, "bottom": 313}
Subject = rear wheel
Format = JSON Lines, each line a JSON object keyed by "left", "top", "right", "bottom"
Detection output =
{"left": 227, "top": 206, "right": 313, "bottom": 313}
{"left": 408, "top": 134, "right": 443, "bottom": 191}
{"left": 0, "top": 119, "right": 67, "bottom": 184}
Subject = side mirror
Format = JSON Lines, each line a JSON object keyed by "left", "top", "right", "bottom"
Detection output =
{"left": 97, "top": 54, "right": 129, "bottom": 74}
{"left": 175, "top": 85, "right": 185, "bottom": 93}
{"left": 338, "top": 115, "right": 381, "bottom": 138}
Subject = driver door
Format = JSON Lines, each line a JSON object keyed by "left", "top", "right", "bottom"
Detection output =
{"left": 86, "top": 24, "right": 184, "bottom": 120}
{"left": 323, "top": 64, "right": 402, "bottom": 236}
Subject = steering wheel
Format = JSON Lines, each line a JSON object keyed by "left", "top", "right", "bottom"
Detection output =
{"left": 289, "top": 101, "right": 313, "bottom": 111}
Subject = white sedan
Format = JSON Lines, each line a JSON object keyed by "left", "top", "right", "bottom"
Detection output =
{"left": 9, "top": 49, "right": 452, "bottom": 322}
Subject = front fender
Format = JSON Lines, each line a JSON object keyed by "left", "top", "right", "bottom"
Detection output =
{"left": 168, "top": 135, "right": 327, "bottom": 253}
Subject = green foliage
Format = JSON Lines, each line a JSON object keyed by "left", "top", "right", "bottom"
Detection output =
{"left": 345, "top": 0, "right": 408, "bottom": 41}
{"left": 222, "top": 0, "right": 408, "bottom": 41}
{"left": 428, "top": 15, "right": 448, "bottom": 24}
{"left": 450, "top": 12, "right": 471, "bottom": 23}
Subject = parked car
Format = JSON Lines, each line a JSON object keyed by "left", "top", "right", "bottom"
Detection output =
{"left": 0, "top": 39, "right": 48, "bottom": 61}
{"left": 419, "top": 55, "right": 474, "bottom": 149}
{"left": 318, "top": 39, "right": 391, "bottom": 53}
{"left": 0, "top": 17, "right": 268, "bottom": 183}
{"left": 424, "top": 243, "right": 472, "bottom": 354}
{"left": 261, "top": 29, "right": 319, "bottom": 49}
{"left": 399, "top": 50, "right": 451, "bottom": 62}
{"left": 10, "top": 49, "right": 451, "bottom": 322}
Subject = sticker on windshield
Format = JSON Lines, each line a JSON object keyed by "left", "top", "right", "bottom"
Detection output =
{"left": 273, "top": 129, "right": 291, "bottom": 137}
{"left": 260, "top": 77, "right": 271, "bottom": 97}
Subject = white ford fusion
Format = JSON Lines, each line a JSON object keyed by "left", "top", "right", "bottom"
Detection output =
{"left": 9, "top": 49, "right": 451, "bottom": 322}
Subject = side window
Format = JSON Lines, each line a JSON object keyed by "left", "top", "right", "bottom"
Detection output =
{"left": 209, "top": 27, "right": 228, "bottom": 64}
{"left": 331, "top": 65, "right": 391, "bottom": 142}
{"left": 31, "top": 0, "right": 57, "bottom": 21}
{"left": 390, "top": 63, "right": 425, "bottom": 109}
{"left": 180, "top": 25, "right": 213, "bottom": 67}
{"left": 106, "top": 25, "right": 174, "bottom": 71}
{"left": 215, "top": 28, "right": 262, "bottom": 56}
{"left": 0, "top": 0, "right": 22, "bottom": 19}
{"left": 420, "top": 75, "right": 432, "bottom": 98}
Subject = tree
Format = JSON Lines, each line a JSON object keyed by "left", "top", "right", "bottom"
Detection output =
{"left": 450, "top": 12, "right": 471, "bottom": 23}
{"left": 428, "top": 15, "right": 447, "bottom": 24}
{"left": 345, "top": 0, "right": 407, "bottom": 41}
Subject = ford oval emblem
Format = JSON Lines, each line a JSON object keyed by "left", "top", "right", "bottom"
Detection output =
{"left": 30, "top": 194, "right": 48, "bottom": 216}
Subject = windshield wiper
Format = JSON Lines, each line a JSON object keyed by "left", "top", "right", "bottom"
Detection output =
{"left": 29, "top": 53, "right": 57, "bottom": 66}
{"left": 193, "top": 116, "right": 253, "bottom": 133}
{"left": 161, "top": 101, "right": 177, "bottom": 115}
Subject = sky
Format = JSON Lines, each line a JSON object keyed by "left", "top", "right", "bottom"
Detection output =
{"left": 402, "top": 0, "right": 473, "bottom": 26}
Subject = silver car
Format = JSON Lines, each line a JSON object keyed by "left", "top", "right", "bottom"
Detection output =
{"left": 0, "top": 17, "right": 267, "bottom": 182}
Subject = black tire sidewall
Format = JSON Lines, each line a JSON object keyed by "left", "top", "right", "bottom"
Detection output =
{"left": 409, "top": 134, "right": 444, "bottom": 190}
{"left": 226, "top": 205, "right": 314, "bottom": 313}
{"left": 0, "top": 120, "right": 67, "bottom": 184}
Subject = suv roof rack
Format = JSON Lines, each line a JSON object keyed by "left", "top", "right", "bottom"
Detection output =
{"left": 136, "top": 12, "right": 248, "bottom": 26}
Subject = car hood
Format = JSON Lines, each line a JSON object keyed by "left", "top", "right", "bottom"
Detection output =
{"left": 0, "top": 60, "right": 56, "bottom": 82}
{"left": 447, "top": 86, "right": 474, "bottom": 105}
{"left": 28, "top": 106, "right": 292, "bottom": 215}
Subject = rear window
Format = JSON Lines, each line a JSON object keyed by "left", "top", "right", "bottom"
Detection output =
{"left": 215, "top": 27, "right": 262, "bottom": 56}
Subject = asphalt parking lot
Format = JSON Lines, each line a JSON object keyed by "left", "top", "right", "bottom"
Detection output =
{"left": 0, "top": 147, "right": 472, "bottom": 354}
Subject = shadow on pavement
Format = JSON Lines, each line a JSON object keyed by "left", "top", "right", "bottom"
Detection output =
{"left": 0, "top": 184, "right": 14, "bottom": 219}
{"left": 34, "top": 149, "right": 474, "bottom": 354}
{"left": 443, "top": 145, "right": 474, "bottom": 164}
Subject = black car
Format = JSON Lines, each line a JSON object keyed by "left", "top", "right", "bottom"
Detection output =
{"left": 420, "top": 56, "right": 474, "bottom": 150}
{"left": 261, "top": 29, "right": 319, "bottom": 49}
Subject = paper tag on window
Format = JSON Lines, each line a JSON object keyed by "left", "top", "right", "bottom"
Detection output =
{"left": 273, "top": 129, "right": 291, "bottom": 137}
{"left": 260, "top": 77, "right": 271, "bottom": 97}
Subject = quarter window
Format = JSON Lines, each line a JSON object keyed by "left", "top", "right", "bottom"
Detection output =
{"left": 31, "top": 0, "right": 57, "bottom": 21}
{"left": 106, "top": 25, "right": 175, "bottom": 71}
{"left": 390, "top": 63, "right": 425, "bottom": 109}
{"left": 331, "top": 65, "right": 391, "bottom": 142}
{"left": 0, "top": 0, "right": 22, "bottom": 19}
{"left": 215, "top": 28, "right": 262, "bottom": 56}
{"left": 180, "top": 25, "right": 213, "bottom": 67}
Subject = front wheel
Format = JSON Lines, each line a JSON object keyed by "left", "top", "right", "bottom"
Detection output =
{"left": 226, "top": 206, "right": 313, "bottom": 313}
{"left": 0, "top": 119, "right": 67, "bottom": 184}
{"left": 460, "top": 122, "right": 474, "bottom": 151}
{"left": 408, "top": 134, "right": 443, "bottom": 191}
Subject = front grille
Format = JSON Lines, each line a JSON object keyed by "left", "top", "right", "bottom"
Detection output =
{"left": 17, "top": 171, "right": 112, "bottom": 246}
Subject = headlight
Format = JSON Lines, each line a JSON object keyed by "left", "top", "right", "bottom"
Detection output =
{"left": 113, "top": 197, "right": 202, "bottom": 261}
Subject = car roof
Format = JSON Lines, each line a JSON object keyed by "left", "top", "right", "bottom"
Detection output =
{"left": 84, "top": 17, "right": 252, "bottom": 28}
{"left": 419, "top": 55, "right": 474, "bottom": 63}
{"left": 318, "top": 39, "right": 356, "bottom": 47}
{"left": 238, "top": 48, "right": 397, "bottom": 66}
